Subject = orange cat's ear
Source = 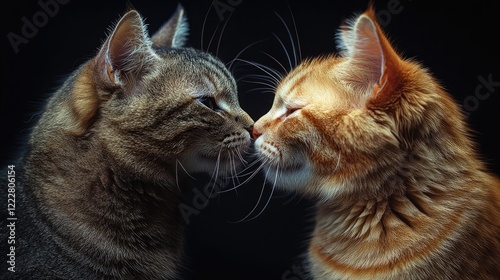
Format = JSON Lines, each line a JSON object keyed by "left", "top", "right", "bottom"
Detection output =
{"left": 151, "top": 4, "right": 189, "bottom": 49}
{"left": 95, "top": 10, "right": 157, "bottom": 92}
{"left": 336, "top": 7, "right": 402, "bottom": 104}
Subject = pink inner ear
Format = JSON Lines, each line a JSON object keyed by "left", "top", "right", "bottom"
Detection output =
{"left": 351, "top": 16, "right": 385, "bottom": 91}
{"left": 105, "top": 57, "right": 115, "bottom": 84}
{"left": 106, "top": 11, "right": 149, "bottom": 74}
{"left": 337, "top": 10, "right": 402, "bottom": 99}
{"left": 108, "top": 25, "right": 135, "bottom": 70}
{"left": 94, "top": 10, "right": 157, "bottom": 89}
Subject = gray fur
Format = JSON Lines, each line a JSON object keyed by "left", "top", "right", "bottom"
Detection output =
{"left": 1, "top": 6, "right": 253, "bottom": 280}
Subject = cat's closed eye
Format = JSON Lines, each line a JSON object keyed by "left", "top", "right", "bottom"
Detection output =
{"left": 284, "top": 107, "right": 301, "bottom": 118}
{"left": 252, "top": 5, "right": 500, "bottom": 280}
{"left": 197, "top": 96, "right": 222, "bottom": 112}
{"left": 8, "top": 4, "right": 256, "bottom": 279}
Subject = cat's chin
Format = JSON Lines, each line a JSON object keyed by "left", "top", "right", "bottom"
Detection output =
{"left": 262, "top": 160, "right": 313, "bottom": 191}
{"left": 180, "top": 152, "right": 245, "bottom": 176}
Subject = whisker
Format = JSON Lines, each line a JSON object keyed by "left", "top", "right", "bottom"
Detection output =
{"left": 243, "top": 73, "right": 279, "bottom": 84}
{"left": 218, "top": 158, "right": 267, "bottom": 193}
{"left": 235, "top": 148, "right": 248, "bottom": 165}
{"left": 233, "top": 58, "right": 282, "bottom": 84}
{"left": 207, "top": 147, "right": 223, "bottom": 198}
{"left": 231, "top": 169, "right": 258, "bottom": 180}
{"left": 230, "top": 166, "right": 272, "bottom": 223}
{"left": 244, "top": 87, "right": 276, "bottom": 95}
{"left": 232, "top": 163, "right": 279, "bottom": 223}
{"left": 230, "top": 150, "right": 242, "bottom": 181}
{"left": 244, "top": 149, "right": 258, "bottom": 155}
{"left": 239, "top": 76, "right": 278, "bottom": 91}
{"left": 288, "top": 4, "right": 302, "bottom": 64}
{"left": 216, "top": 10, "right": 234, "bottom": 57}
{"left": 176, "top": 159, "right": 197, "bottom": 181}
{"left": 242, "top": 164, "right": 279, "bottom": 222}
{"left": 272, "top": 33, "right": 292, "bottom": 71}
{"left": 232, "top": 156, "right": 263, "bottom": 177}
{"left": 200, "top": 1, "right": 216, "bottom": 52}
{"left": 243, "top": 80, "right": 278, "bottom": 91}
{"left": 229, "top": 151, "right": 238, "bottom": 192}
{"left": 227, "top": 40, "right": 267, "bottom": 71}
{"left": 175, "top": 159, "right": 181, "bottom": 192}
{"left": 232, "top": 151, "right": 242, "bottom": 195}
{"left": 246, "top": 88, "right": 274, "bottom": 94}
{"left": 261, "top": 51, "right": 288, "bottom": 75}
{"left": 274, "top": 11, "right": 298, "bottom": 68}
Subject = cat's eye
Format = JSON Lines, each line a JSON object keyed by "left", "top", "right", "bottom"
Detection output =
{"left": 197, "top": 96, "right": 222, "bottom": 112}
{"left": 284, "top": 107, "right": 301, "bottom": 118}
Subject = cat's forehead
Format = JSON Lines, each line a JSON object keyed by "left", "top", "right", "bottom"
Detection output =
{"left": 156, "top": 48, "right": 225, "bottom": 72}
{"left": 276, "top": 56, "right": 345, "bottom": 102}
{"left": 154, "top": 48, "right": 237, "bottom": 97}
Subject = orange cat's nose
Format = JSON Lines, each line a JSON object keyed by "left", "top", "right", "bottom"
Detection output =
{"left": 252, "top": 127, "right": 262, "bottom": 139}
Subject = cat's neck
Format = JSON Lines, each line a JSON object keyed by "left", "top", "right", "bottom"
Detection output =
{"left": 23, "top": 132, "right": 186, "bottom": 277}
{"left": 310, "top": 160, "right": 496, "bottom": 277}
{"left": 25, "top": 130, "right": 183, "bottom": 205}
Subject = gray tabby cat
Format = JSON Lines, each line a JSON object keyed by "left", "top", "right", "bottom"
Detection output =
{"left": 1, "top": 5, "right": 253, "bottom": 280}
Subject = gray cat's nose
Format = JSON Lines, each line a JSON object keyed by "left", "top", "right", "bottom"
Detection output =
{"left": 247, "top": 125, "right": 254, "bottom": 137}
{"left": 237, "top": 111, "right": 254, "bottom": 129}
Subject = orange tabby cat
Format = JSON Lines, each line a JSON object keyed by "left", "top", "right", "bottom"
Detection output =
{"left": 253, "top": 6, "right": 500, "bottom": 279}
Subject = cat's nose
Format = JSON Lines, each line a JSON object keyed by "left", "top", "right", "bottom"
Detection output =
{"left": 247, "top": 125, "right": 254, "bottom": 136}
{"left": 252, "top": 127, "right": 262, "bottom": 140}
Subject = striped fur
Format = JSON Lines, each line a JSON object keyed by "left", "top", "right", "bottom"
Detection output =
{"left": 253, "top": 7, "right": 499, "bottom": 279}
{"left": 9, "top": 6, "right": 253, "bottom": 279}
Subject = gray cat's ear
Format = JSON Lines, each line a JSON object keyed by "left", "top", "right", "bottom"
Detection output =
{"left": 96, "top": 10, "right": 157, "bottom": 89}
{"left": 151, "top": 4, "right": 189, "bottom": 49}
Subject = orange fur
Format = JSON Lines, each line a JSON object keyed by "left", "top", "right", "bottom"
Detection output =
{"left": 253, "top": 6, "right": 500, "bottom": 279}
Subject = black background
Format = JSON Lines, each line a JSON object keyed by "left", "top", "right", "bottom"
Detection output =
{"left": 2, "top": 0, "right": 499, "bottom": 279}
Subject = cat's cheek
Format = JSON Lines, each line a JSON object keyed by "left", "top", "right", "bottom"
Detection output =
{"left": 179, "top": 150, "right": 246, "bottom": 176}
{"left": 253, "top": 135, "right": 265, "bottom": 154}
{"left": 254, "top": 134, "right": 313, "bottom": 191}
{"left": 254, "top": 136, "right": 279, "bottom": 166}
{"left": 265, "top": 162, "right": 314, "bottom": 192}
{"left": 178, "top": 154, "right": 215, "bottom": 174}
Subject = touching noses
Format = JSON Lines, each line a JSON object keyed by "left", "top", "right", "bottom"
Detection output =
{"left": 252, "top": 126, "right": 262, "bottom": 140}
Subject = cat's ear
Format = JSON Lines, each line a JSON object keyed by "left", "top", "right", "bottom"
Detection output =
{"left": 95, "top": 10, "right": 157, "bottom": 90}
{"left": 151, "top": 4, "right": 189, "bottom": 49}
{"left": 336, "top": 7, "right": 402, "bottom": 103}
